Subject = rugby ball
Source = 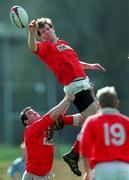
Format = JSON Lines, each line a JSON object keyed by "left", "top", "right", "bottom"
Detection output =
{"left": 10, "top": 6, "right": 29, "bottom": 28}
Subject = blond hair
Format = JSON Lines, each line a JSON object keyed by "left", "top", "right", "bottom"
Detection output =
{"left": 36, "top": 17, "right": 54, "bottom": 36}
{"left": 96, "top": 86, "right": 118, "bottom": 107}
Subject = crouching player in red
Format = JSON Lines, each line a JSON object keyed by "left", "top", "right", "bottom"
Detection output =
{"left": 80, "top": 86, "right": 129, "bottom": 180}
{"left": 20, "top": 93, "right": 75, "bottom": 180}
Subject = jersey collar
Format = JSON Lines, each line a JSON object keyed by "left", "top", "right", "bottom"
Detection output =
{"left": 98, "top": 108, "right": 120, "bottom": 115}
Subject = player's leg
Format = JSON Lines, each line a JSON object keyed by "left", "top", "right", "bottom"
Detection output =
{"left": 71, "top": 89, "right": 98, "bottom": 161}
{"left": 81, "top": 101, "right": 98, "bottom": 119}
{"left": 63, "top": 133, "right": 81, "bottom": 176}
{"left": 73, "top": 89, "right": 98, "bottom": 119}
{"left": 62, "top": 113, "right": 84, "bottom": 168}
{"left": 63, "top": 89, "right": 98, "bottom": 176}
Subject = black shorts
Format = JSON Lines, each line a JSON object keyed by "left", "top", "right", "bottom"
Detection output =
{"left": 73, "top": 89, "right": 94, "bottom": 113}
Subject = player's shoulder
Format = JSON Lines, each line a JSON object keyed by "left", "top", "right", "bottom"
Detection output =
{"left": 58, "top": 39, "right": 70, "bottom": 45}
{"left": 36, "top": 114, "right": 52, "bottom": 125}
{"left": 118, "top": 113, "right": 129, "bottom": 121}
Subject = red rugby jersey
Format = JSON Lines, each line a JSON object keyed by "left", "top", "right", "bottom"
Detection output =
{"left": 80, "top": 108, "right": 129, "bottom": 169}
{"left": 34, "top": 40, "right": 86, "bottom": 85}
{"left": 24, "top": 114, "right": 54, "bottom": 176}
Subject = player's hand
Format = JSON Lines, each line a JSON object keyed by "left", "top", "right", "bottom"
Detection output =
{"left": 28, "top": 20, "right": 37, "bottom": 33}
{"left": 89, "top": 63, "right": 106, "bottom": 71}
{"left": 65, "top": 93, "right": 75, "bottom": 103}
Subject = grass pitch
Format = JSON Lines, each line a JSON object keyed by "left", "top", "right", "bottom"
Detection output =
{"left": 0, "top": 144, "right": 83, "bottom": 180}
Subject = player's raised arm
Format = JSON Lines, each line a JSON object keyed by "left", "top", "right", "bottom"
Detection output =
{"left": 80, "top": 61, "right": 106, "bottom": 71}
{"left": 48, "top": 93, "right": 75, "bottom": 121}
{"left": 28, "top": 20, "right": 38, "bottom": 52}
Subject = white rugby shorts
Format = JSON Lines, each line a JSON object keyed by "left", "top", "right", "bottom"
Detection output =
{"left": 93, "top": 161, "right": 129, "bottom": 180}
{"left": 63, "top": 76, "right": 91, "bottom": 95}
{"left": 22, "top": 171, "right": 53, "bottom": 180}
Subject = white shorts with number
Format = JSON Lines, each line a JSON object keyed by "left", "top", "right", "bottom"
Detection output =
{"left": 92, "top": 161, "right": 129, "bottom": 180}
